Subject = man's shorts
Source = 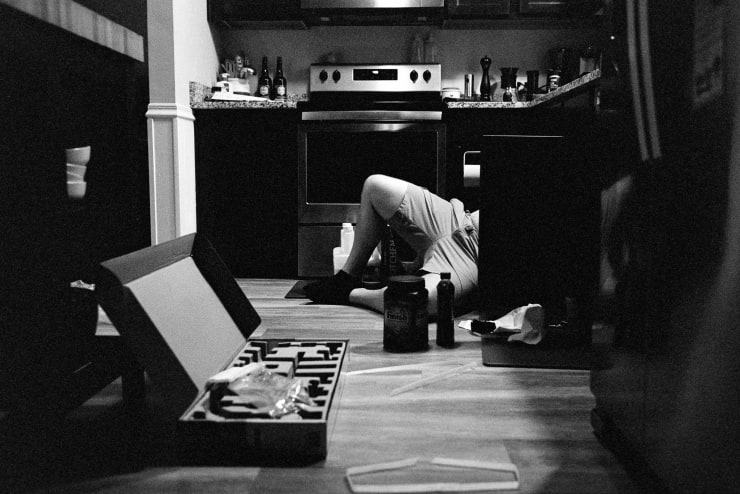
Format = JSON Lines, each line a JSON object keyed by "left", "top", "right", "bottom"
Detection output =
{"left": 387, "top": 183, "right": 479, "bottom": 304}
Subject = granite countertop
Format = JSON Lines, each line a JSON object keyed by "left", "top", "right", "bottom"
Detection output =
{"left": 189, "top": 69, "right": 600, "bottom": 111}
{"left": 190, "top": 81, "right": 303, "bottom": 109}
{"left": 191, "top": 97, "right": 302, "bottom": 110}
{"left": 445, "top": 69, "right": 601, "bottom": 109}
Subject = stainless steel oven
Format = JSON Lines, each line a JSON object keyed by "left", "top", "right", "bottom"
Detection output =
{"left": 297, "top": 64, "right": 445, "bottom": 277}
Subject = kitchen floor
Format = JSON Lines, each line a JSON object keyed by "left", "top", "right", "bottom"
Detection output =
{"left": 1, "top": 279, "right": 645, "bottom": 493}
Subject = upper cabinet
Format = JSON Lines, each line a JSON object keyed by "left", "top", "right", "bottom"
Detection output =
{"left": 446, "top": 0, "right": 511, "bottom": 19}
{"left": 519, "top": 0, "right": 604, "bottom": 16}
{"left": 443, "top": 0, "right": 606, "bottom": 28}
{"left": 208, "top": 0, "right": 307, "bottom": 29}
{"left": 207, "top": 0, "right": 606, "bottom": 28}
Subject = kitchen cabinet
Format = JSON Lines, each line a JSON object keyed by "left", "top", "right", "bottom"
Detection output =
{"left": 443, "top": 0, "right": 605, "bottom": 27}
{"left": 447, "top": 107, "right": 604, "bottom": 327}
{"left": 519, "top": 0, "right": 604, "bottom": 16}
{"left": 207, "top": 0, "right": 306, "bottom": 28}
{"left": 194, "top": 109, "right": 299, "bottom": 278}
{"left": 446, "top": 0, "right": 511, "bottom": 19}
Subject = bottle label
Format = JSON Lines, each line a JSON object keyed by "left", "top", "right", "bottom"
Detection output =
{"left": 259, "top": 85, "right": 270, "bottom": 96}
{"left": 384, "top": 300, "right": 428, "bottom": 351}
{"left": 276, "top": 85, "right": 286, "bottom": 96}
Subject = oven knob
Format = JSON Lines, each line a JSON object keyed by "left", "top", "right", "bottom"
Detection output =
{"left": 423, "top": 70, "right": 432, "bottom": 83}
{"left": 410, "top": 70, "right": 418, "bottom": 83}
{"left": 319, "top": 69, "right": 328, "bottom": 83}
{"left": 332, "top": 70, "right": 341, "bottom": 83}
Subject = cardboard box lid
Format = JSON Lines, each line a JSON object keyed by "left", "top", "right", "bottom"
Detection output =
{"left": 96, "top": 233, "right": 261, "bottom": 416}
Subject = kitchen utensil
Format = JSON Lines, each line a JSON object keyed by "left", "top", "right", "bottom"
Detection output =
{"left": 464, "top": 73, "right": 474, "bottom": 99}
{"left": 526, "top": 70, "right": 540, "bottom": 101}
{"left": 499, "top": 68, "right": 518, "bottom": 102}
{"left": 480, "top": 55, "right": 492, "bottom": 101}
{"left": 499, "top": 67, "right": 518, "bottom": 89}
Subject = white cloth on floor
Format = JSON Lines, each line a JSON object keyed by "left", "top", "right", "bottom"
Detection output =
{"left": 459, "top": 303, "right": 545, "bottom": 345}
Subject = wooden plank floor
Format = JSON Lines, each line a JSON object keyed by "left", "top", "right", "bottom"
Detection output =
{"left": 1, "top": 279, "right": 641, "bottom": 493}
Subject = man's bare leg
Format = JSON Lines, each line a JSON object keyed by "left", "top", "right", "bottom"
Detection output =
{"left": 349, "top": 272, "right": 441, "bottom": 316}
{"left": 342, "top": 174, "right": 408, "bottom": 277}
{"left": 303, "top": 174, "right": 408, "bottom": 304}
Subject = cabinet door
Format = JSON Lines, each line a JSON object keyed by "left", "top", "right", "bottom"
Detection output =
{"left": 195, "top": 110, "right": 298, "bottom": 278}
{"left": 446, "top": 0, "right": 511, "bottom": 18}
{"left": 208, "top": 0, "right": 301, "bottom": 22}
{"left": 519, "top": 0, "right": 602, "bottom": 15}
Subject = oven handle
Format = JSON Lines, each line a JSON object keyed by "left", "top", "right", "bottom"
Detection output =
{"left": 301, "top": 110, "right": 442, "bottom": 121}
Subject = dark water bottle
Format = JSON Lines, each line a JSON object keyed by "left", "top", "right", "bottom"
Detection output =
{"left": 436, "top": 272, "right": 455, "bottom": 348}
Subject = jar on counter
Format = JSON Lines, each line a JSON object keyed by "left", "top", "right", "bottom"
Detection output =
{"left": 383, "top": 275, "right": 428, "bottom": 352}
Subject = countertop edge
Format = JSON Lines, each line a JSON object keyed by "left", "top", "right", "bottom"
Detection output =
{"left": 188, "top": 69, "right": 600, "bottom": 111}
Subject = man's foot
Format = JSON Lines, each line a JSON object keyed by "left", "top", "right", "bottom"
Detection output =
{"left": 303, "top": 270, "right": 362, "bottom": 304}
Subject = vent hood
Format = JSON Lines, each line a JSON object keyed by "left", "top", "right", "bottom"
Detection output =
{"left": 300, "top": 0, "right": 445, "bottom": 26}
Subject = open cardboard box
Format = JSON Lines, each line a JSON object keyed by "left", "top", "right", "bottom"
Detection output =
{"left": 96, "top": 233, "right": 347, "bottom": 465}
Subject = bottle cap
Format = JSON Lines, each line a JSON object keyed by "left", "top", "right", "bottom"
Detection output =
{"left": 388, "top": 275, "right": 425, "bottom": 291}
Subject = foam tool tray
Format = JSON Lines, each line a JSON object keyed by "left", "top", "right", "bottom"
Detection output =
{"left": 96, "top": 232, "right": 348, "bottom": 465}
{"left": 178, "top": 338, "right": 347, "bottom": 465}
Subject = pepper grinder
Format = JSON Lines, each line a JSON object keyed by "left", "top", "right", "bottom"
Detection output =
{"left": 480, "top": 55, "right": 492, "bottom": 101}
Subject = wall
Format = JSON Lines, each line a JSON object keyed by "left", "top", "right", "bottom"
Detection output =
{"left": 218, "top": 26, "right": 601, "bottom": 96}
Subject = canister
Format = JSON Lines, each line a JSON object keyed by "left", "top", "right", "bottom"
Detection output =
{"left": 547, "top": 69, "right": 561, "bottom": 92}
{"left": 464, "top": 73, "right": 474, "bottom": 99}
{"left": 383, "top": 275, "right": 428, "bottom": 352}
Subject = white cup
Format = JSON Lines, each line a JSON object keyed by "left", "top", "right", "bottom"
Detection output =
{"left": 67, "top": 163, "right": 87, "bottom": 179}
{"left": 66, "top": 146, "right": 91, "bottom": 166}
{"left": 67, "top": 180, "right": 87, "bottom": 200}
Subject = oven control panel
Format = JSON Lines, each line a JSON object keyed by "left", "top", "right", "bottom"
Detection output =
{"left": 309, "top": 64, "right": 441, "bottom": 93}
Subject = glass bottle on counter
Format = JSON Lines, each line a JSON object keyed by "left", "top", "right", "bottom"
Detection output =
{"left": 258, "top": 56, "right": 272, "bottom": 99}
{"left": 273, "top": 57, "right": 287, "bottom": 101}
{"left": 424, "top": 33, "right": 437, "bottom": 63}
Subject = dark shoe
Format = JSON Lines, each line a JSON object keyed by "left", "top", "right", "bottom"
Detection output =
{"left": 303, "top": 270, "right": 361, "bottom": 305}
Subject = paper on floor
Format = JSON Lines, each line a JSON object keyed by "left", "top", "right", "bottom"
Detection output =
{"left": 459, "top": 303, "right": 545, "bottom": 345}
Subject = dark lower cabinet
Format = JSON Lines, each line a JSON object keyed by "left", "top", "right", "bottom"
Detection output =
{"left": 471, "top": 108, "right": 603, "bottom": 330}
{"left": 194, "top": 109, "right": 299, "bottom": 278}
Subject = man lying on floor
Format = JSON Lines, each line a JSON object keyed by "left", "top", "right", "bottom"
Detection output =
{"left": 304, "top": 174, "right": 479, "bottom": 317}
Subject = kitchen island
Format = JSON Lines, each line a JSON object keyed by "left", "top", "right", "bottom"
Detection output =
{"left": 1, "top": 279, "right": 642, "bottom": 493}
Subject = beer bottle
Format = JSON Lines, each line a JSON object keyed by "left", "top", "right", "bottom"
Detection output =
{"left": 258, "top": 56, "right": 272, "bottom": 99}
{"left": 273, "top": 57, "right": 287, "bottom": 101}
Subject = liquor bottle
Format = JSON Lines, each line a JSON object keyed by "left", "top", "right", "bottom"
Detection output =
{"left": 258, "top": 56, "right": 272, "bottom": 99}
{"left": 273, "top": 57, "right": 287, "bottom": 101}
{"left": 436, "top": 272, "right": 455, "bottom": 348}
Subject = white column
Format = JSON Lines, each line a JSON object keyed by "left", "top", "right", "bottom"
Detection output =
{"left": 145, "top": 103, "right": 196, "bottom": 244}
{"left": 146, "top": 0, "right": 217, "bottom": 245}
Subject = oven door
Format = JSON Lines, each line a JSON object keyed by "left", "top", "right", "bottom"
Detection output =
{"left": 298, "top": 121, "right": 446, "bottom": 223}
{"left": 297, "top": 120, "right": 446, "bottom": 276}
